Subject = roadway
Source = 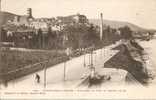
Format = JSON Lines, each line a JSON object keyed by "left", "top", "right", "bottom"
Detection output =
{"left": 0, "top": 41, "right": 137, "bottom": 90}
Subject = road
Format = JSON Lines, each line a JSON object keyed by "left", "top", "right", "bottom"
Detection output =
{"left": 0, "top": 41, "right": 130, "bottom": 90}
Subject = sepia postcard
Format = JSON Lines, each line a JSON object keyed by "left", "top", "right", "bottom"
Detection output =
{"left": 0, "top": 0, "right": 156, "bottom": 99}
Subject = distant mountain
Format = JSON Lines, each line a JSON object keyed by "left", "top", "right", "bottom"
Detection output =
{"left": 0, "top": 11, "right": 17, "bottom": 25}
{"left": 89, "top": 19, "right": 148, "bottom": 32}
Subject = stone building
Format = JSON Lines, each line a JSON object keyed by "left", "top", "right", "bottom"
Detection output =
{"left": 13, "top": 8, "right": 34, "bottom": 26}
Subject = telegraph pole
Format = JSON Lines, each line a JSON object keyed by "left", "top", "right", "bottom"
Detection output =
{"left": 63, "top": 61, "right": 66, "bottom": 81}
{"left": 90, "top": 50, "right": 93, "bottom": 67}
{"left": 88, "top": 52, "right": 90, "bottom": 66}
{"left": 100, "top": 13, "right": 103, "bottom": 58}
{"left": 63, "top": 34, "right": 68, "bottom": 81}
{"left": 100, "top": 13, "right": 103, "bottom": 41}
{"left": 83, "top": 49, "right": 86, "bottom": 67}
{"left": 44, "top": 63, "right": 47, "bottom": 88}
{"left": 100, "top": 13, "right": 106, "bottom": 67}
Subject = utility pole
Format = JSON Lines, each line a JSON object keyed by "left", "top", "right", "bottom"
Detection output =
{"left": 63, "top": 33, "right": 68, "bottom": 81}
{"left": 83, "top": 49, "right": 86, "bottom": 67}
{"left": 94, "top": 51, "right": 96, "bottom": 65}
{"left": 88, "top": 52, "right": 90, "bottom": 66}
{"left": 63, "top": 61, "right": 66, "bottom": 81}
{"left": 44, "top": 63, "right": 47, "bottom": 88}
{"left": 100, "top": 13, "right": 106, "bottom": 67}
{"left": 100, "top": 13, "right": 103, "bottom": 41}
{"left": 100, "top": 13, "right": 104, "bottom": 58}
{"left": 90, "top": 50, "right": 93, "bottom": 67}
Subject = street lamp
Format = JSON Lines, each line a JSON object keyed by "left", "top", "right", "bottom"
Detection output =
{"left": 94, "top": 51, "right": 96, "bottom": 65}
{"left": 44, "top": 63, "right": 47, "bottom": 88}
{"left": 63, "top": 60, "right": 66, "bottom": 81}
{"left": 90, "top": 50, "right": 93, "bottom": 67}
{"left": 83, "top": 49, "right": 86, "bottom": 67}
{"left": 43, "top": 59, "right": 49, "bottom": 88}
{"left": 88, "top": 51, "right": 90, "bottom": 66}
{"left": 63, "top": 33, "right": 69, "bottom": 81}
{"left": 88, "top": 46, "right": 95, "bottom": 69}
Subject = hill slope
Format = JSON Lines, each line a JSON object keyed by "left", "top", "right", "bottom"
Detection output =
{"left": 89, "top": 19, "right": 147, "bottom": 32}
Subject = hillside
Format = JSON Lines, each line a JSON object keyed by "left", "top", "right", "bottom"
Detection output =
{"left": 89, "top": 19, "right": 147, "bottom": 32}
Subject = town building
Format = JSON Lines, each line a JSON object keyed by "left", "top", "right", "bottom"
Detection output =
{"left": 13, "top": 8, "right": 34, "bottom": 26}
{"left": 56, "top": 13, "right": 88, "bottom": 25}
{"left": 6, "top": 8, "right": 89, "bottom": 33}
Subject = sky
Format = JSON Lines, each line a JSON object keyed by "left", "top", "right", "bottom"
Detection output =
{"left": 1, "top": 0, "right": 156, "bottom": 29}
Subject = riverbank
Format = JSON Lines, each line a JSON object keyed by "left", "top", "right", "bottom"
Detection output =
{"left": 105, "top": 40, "right": 150, "bottom": 85}
{"left": 139, "top": 39, "right": 156, "bottom": 85}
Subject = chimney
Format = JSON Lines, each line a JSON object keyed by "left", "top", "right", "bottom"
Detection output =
{"left": 100, "top": 13, "right": 103, "bottom": 41}
{"left": 27, "top": 8, "right": 32, "bottom": 18}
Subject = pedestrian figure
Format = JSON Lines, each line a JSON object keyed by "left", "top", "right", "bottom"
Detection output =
{"left": 35, "top": 73, "right": 40, "bottom": 83}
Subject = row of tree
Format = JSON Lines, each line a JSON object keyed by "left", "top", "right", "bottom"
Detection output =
{"left": 0, "top": 24, "right": 133, "bottom": 50}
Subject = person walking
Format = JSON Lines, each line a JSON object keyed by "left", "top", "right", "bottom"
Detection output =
{"left": 35, "top": 73, "right": 40, "bottom": 83}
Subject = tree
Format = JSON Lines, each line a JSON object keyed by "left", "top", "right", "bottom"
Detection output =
{"left": 83, "top": 24, "right": 100, "bottom": 47}
{"left": 119, "top": 26, "right": 133, "bottom": 40}
{"left": 62, "top": 24, "right": 80, "bottom": 49}
{"left": 61, "top": 23, "right": 101, "bottom": 50}
{"left": 37, "top": 28, "right": 43, "bottom": 48}
{"left": 47, "top": 27, "right": 58, "bottom": 49}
